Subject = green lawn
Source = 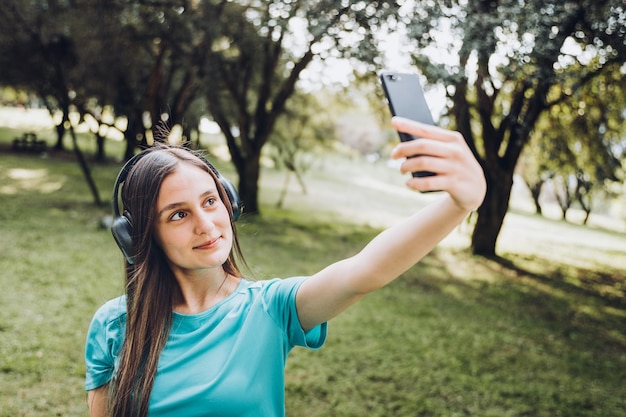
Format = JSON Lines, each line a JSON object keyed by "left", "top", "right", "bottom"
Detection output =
{"left": 0, "top": 125, "right": 625, "bottom": 416}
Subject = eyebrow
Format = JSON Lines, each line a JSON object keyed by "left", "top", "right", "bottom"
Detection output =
{"left": 157, "top": 189, "right": 218, "bottom": 218}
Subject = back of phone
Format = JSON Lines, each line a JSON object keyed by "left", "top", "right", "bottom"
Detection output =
{"left": 379, "top": 71, "right": 435, "bottom": 143}
{"left": 380, "top": 71, "right": 436, "bottom": 177}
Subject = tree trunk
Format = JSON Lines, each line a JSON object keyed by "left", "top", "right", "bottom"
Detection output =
{"left": 235, "top": 151, "right": 261, "bottom": 215}
{"left": 95, "top": 132, "right": 106, "bottom": 162}
{"left": 471, "top": 169, "right": 514, "bottom": 257}
{"left": 123, "top": 112, "right": 143, "bottom": 160}
{"left": 576, "top": 181, "right": 592, "bottom": 226}
{"left": 54, "top": 122, "right": 65, "bottom": 151}
{"left": 69, "top": 125, "right": 102, "bottom": 206}
{"left": 577, "top": 195, "right": 592, "bottom": 225}
{"left": 530, "top": 182, "right": 543, "bottom": 215}
{"left": 54, "top": 102, "right": 70, "bottom": 151}
{"left": 276, "top": 172, "right": 290, "bottom": 209}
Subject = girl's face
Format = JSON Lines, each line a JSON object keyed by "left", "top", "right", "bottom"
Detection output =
{"left": 153, "top": 162, "right": 233, "bottom": 277}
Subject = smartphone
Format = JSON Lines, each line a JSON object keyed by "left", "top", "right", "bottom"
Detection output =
{"left": 379, "top": 71, "right": 435, "bottom": 177}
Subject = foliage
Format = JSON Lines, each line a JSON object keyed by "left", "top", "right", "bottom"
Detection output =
{"left": 0, "top": 0, "right": 402, "bottom": 214}
{"left": 519, "top": 62, "right": 626, "bottom": 222}
{"left": 401, "top": 0, "right": 626, "bottom": 256}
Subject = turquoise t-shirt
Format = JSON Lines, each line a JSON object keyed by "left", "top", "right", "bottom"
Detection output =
{"left": 85, "top": 277, "right": 327, "bottom": 416}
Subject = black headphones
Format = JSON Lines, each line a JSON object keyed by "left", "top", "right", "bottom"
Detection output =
{"left": 111, "top": 147, "right": 242, "bottom": 265}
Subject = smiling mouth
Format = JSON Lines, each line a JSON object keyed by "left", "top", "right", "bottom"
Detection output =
{"left": 194, "top": 237, "right": 220, "bottom": 250}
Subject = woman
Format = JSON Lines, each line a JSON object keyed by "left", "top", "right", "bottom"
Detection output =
{"left": 85, "top": 117, "right": 486, "bottom": 416}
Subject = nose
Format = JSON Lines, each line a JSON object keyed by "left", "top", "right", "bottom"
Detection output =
{"left": 193, "top": 208, "right": 216, "bottom": 235}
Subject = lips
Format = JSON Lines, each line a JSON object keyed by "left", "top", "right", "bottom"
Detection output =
{"left": 193, "top": 237, "right": 221, "bottom": 250}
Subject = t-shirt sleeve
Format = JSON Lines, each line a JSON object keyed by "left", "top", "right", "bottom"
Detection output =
{"left": 84, "top": 297, "right": 126, "bottom": 391}
{"left": 263, "top": 277, "right": 327, "bottom": 350}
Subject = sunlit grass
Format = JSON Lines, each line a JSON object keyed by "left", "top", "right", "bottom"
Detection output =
{"left": 0, "top": 128, "right": 625, "bottom": 416}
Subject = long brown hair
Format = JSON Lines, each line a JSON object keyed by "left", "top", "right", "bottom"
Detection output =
{"left": 108, "top": 145, "right": 246, "bottom": 417}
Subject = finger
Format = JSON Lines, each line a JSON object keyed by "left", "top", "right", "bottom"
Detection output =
{"left": 392, "top": 138, "right": 459, "bottom": 161}
{"left": 391, "top": 117, "right": 460, "bottom": 142}
{"left": 404, "top": 172, "right": 451, "bottom": 193}
{"left": 399, "top": 154, "right": 454, "bottom": 176}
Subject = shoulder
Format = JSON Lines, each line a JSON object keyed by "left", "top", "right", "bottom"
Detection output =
{"left": 234, "top": 277, "right": 310, "bottom": 324}
{"left": 85, "top": 296, "right": 127, "bottom": 391}
{"left": 228, "top": 277, "right": 309, "bottom": 319}
{"left": 88, "top": 295, "right": 127, "bottom": 331}
{"left": 237, "top": 277, "right": 309, "bottom": 299}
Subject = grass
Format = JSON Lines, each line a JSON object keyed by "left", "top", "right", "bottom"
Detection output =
{"left": 0, "top": 122, "right": 625, "bottom": 416}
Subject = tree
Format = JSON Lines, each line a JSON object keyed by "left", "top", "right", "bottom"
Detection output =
{"left": 517, "top": 141, "right": 551, "bottom": 216}
{"left": 1, "top": 0, "right": 397, "bottom": 213}
{"left": 403, "top": 0, "right": 626, "bottom": 256}
{"left": 193, "top": 0, "right": 397, "bottom": 214}
{"left": 519, "top": 62, "right": 625, "bottom": 222}
{"left": 267, "top": 90, "right": 337, "bottom": 208}
{"left": 82, "top": 0, "right": 207, "bottom": 159}
{"left": 0, "top": 0, "right": 104, "bottom": 205}
{"left": 0, "top": 1, "right": 79, "bottom": 150}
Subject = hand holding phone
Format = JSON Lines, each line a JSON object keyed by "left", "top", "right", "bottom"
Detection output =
{"left": 380, "top": 71, "right": 436, "bottom": 177}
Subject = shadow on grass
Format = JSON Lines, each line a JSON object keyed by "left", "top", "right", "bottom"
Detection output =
{"left": 417, "top": 249, "right": 626, "bottom": 351}
{"left": 494, "top": 253, "right": 626, "bottom": 309}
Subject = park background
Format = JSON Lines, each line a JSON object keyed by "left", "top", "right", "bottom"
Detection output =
{"left": 1, "top": 1, "right": 625, "bottom": 416}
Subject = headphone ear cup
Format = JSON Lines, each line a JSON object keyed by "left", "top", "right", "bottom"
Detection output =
{"left": 219, "top": 176, "right": 242, "bottom": 221}
{"left": 111, "top": 211, "right": 135, "bottom": 265}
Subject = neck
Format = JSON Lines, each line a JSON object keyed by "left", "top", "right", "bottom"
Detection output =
{"left": 172, "top": 269, "right": 239, "bottom": 314}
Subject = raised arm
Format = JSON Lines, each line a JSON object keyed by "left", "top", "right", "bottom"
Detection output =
{"left": 296, "top": 117, "right": 486, "bottom": 331}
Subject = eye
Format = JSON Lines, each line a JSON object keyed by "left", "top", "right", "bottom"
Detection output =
{"left": 170, "top": 210, "right": 187, "bottom": 221}
{"left": 204, "top": 197, "right": 217, "bottom": 207}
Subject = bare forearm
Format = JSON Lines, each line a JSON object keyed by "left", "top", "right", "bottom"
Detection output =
{"left": 344, "top": 195, "right": 470, "bottom": 293}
